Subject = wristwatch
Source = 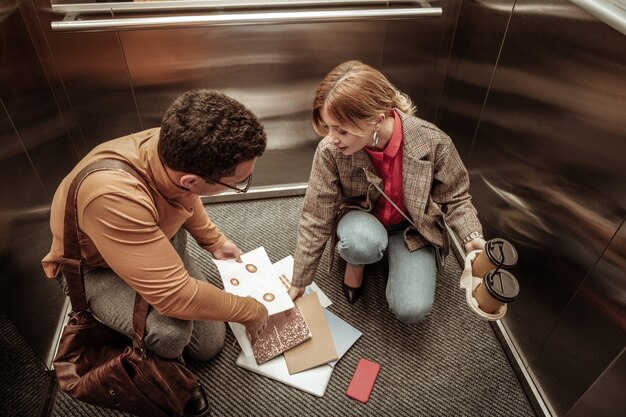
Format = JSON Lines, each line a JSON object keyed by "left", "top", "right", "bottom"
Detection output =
{"left": 461, "top": 231, "right": 484, "bottom": 245}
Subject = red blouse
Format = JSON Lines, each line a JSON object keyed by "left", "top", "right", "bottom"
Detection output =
{"left": 364, "top": 110, "right": 407, "bottom": 227}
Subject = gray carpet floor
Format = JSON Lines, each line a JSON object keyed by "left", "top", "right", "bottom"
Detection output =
{"left": 51, "top": 196, "right": 535, "bottom": 417}
{"left": 0, "top": 311, "right": 51, "bottom": 417}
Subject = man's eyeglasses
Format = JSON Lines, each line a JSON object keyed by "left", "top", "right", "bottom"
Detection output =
{"left": 212, "top": 174, "right": 253, "bottom": 193}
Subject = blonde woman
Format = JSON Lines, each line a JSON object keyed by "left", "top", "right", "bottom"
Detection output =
{"left": 288, "top": 61, "right": 485, "bottom": 324}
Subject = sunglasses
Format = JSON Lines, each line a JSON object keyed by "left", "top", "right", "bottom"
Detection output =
{"left": 212, "top": 173, "right": 253, "bottom": 194}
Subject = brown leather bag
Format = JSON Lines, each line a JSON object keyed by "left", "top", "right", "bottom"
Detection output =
{"left": 53, "top": 159, "right": 200, "bottom": 417}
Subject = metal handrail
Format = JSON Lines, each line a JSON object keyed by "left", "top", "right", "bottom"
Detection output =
{"left": 51, "top": 0, "right": 434, "bottom": 15}
{"left": 51, "top": 7, "right": 442, "bottom": 32}
{"left": 569, "top": 0, "right": 626, "bottom": 36}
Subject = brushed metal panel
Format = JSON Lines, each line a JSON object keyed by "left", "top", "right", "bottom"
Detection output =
{"left": 467, "top": 0, "right": 626, "bottom": 376}
{"left": 565, "top": 348, "right": 626, "bottom": 417}
{"left": 437, "top": 0, "right": 515, "bottom": 161}
{"left": 0, "top": 102, "right": 46, "bottom": 213}
{"left": 0, "top": 101, "right": 55, "bottom": 361}
{"left": 19, "top": 0, "right": 84, "bottom": 173}
{"left": 0, "top": 1, "right": 72, "bottom": 368}
{"left": 0, "top": 1, "right": 77, "bottom": 196}
{"left": 530, "top": 219, "right": 626, "bottom": 416}
{"left": 0, "top": 3, "right": 49, "bottom": 209}
{"left": 121, "top": 22, "right": 386, "bottom": 187}
{"left": 382, "top": 0, "right": 457, "bottom": 123}
{"left": 38, "top": 1, "right": 143, "bottom": 153}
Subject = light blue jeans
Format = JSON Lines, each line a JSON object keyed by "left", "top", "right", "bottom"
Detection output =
{"left": 336, "top": 210, "right": 436, "bottom": 324}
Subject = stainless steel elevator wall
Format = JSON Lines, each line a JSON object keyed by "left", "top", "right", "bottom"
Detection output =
{"left": 0, "top": 0, "right": 72, "bottom": 369}
{"left": 438, "top": 1, "right": 625, "bottom": 416}
{"left": 40, "top": 0, "right": 452, "bottom": 189}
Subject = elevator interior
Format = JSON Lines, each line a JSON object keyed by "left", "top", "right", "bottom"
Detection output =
{"left": 1, "top": 1, "right": 624, "bottom": 416}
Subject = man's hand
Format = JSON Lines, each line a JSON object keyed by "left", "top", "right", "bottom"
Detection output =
{"left": 288, "top": 285, "right": 305, "bottom": 301}
{"left": 244, "top": 300, "right": 269, "bottom": 346}
{"left": 465, "top": 237, "right": 486, "bottom": 253}
{"left": 212, "top": 239, "right": 243, "bottom": 262}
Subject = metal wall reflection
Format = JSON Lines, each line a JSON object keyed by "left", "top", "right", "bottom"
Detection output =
{"left": 437, "top": 0, "right": 516, "bottom": 161}
{"left": 0, "top": 0, "right": 73, "bottom": 367}
{"left": 43, "top": 23, "right": 144, "bottom": 153}
{"left": 382, "top": 0, "right": 462, "bottom": 123}
{"left": 439, "top": 1, "right": 626, "bottom": 416}
{"left": 41, "top": 0, "right": 451, "bottom": 189}
{"left": 534, "top": 218, "right": 626, "bottom": 416}
{"left": 119, "top": 21, "right": 388, "bottom": 187}
{"left": 566, "top": 346, "right": 626, "bottom": 417}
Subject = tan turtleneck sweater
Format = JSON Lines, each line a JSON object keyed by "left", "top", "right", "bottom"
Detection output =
{"left": 42, "top": 128, "right": 263, "bottom": 324}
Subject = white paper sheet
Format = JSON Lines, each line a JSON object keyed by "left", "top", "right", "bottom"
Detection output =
{"left": 236, "top": 352, "right": 333, "bottom": 397}
{"left": 217, "top": 250, "right": 335, "bottom": 357}
{"left": 273, "top": 255, "right": 333, "bottom": 308}
{"left": 214, "top": 247, "right": 294, "bottom": 315}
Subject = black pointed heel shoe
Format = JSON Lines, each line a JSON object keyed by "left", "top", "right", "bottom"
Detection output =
{"left": 342, "top": 282, "right": 363, "bottom": 304}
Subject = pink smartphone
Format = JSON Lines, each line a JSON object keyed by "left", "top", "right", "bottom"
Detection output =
{"left": 346, "top": 358, "right": 380, "bottom": 403}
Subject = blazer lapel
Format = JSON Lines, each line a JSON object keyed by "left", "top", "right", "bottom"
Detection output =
{"left": 351, "top": 150, "right": 382, "bottom": 186}
{"left": 402, "top": 157, "right": 432, "bottom": 223}
{"left": 350, "top": 150, "right": 373, "bottom": 172}
{"left": 399, "top": 112, "right": 433, "bottom": 224}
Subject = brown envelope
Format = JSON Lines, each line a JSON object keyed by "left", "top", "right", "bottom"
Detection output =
{"left": 284, "top": 293, "right": 338, "bottom": 374}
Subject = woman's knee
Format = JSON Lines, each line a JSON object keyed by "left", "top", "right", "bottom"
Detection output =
{"left": 337, "top": 212, "right": 387, "bottom": 264}
{"left": 338, "top": 234, "right": 386, "bottom": 264}
{"left": 389, "top": 299, "right": 433, "bottom": 324}
{"left": 337, "top": 225, "right": 387, "bottom": 265}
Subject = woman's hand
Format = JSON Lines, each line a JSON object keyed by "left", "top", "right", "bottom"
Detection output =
{"left": 212, "top": 239, "right": 243, "bottom": 262}
{"left": 465, "top": 237, "right": 486, "bottom": 253}
{"left": 288, "top": 285, "right": 305, "bottom": 301}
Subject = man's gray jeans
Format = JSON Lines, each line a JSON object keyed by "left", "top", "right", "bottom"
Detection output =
{"left": 59, "top": 229, "right": 225, "bottom": 360}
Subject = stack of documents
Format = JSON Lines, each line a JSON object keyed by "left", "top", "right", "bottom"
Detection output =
{"left": 214, "top": 251, "right": 362, "bottom": 397}
{"left": 214, "top": 247, "right": 294, "bottom": 315}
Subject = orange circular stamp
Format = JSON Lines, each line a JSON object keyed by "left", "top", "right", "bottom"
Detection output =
{"left": 263, "top": 293, "right": 275, "bottom": 302}
{"left": 245, "top": 264, "right": 257, "bottom": 273}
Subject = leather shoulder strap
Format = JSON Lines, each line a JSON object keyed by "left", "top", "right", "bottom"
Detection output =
{"left": 62, "top": 159, "right": 152, "bottom": 345}
{"left": 372, "top": 182, "right": 450, "bottom": 261}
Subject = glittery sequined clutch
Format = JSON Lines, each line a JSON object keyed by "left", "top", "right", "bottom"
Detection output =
{"left": 252, "top": 306, "right": 312, "bottom": 364}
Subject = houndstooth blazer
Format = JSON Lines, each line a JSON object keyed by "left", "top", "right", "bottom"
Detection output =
{"left": 291, "top": 112, "right": 483, "bottom": 288}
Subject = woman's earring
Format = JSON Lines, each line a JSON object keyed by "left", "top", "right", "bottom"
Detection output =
{"left": 372, "top": 130, "right": 379, "bottom": 147}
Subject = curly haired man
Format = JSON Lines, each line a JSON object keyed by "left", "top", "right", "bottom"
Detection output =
{"left": 43, "top": 90, "right": 269, "bottom": 416}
